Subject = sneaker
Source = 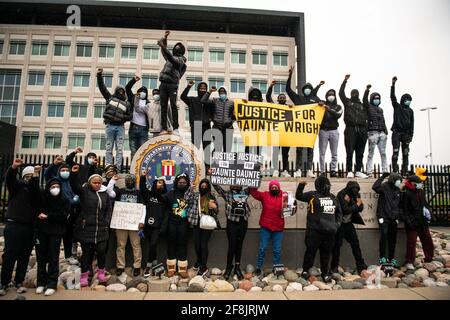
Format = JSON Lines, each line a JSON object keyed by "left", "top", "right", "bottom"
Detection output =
{"left": 143, "top": 267, "right": 151, "bottom": 278}
{"left": 36, "top": 286, "right": 45, "bottom": 294}
{"left": 293, "top": 169, "right": 302, "bottom": 178}
{"left": 44, "top": 288, "right": 56, "bottom": 296}
{"left": 330, "top": 171, "right": 338, "bottom": 178}
{"left": 133, "top": 268, "right": 141, "bottom": 277}
{"left": 68, "top": 256, "right": 79, "bottom": 265}
{"left": 223, "top": 267, "right": 233, "bottom": 280}
{"left": 200, "top": 268, "right": 210, "bottom": 277}
{"left": 281, "top": 170, "right": 291, "bottom": 178}
{"left": 16, "top": 285, "right": 27, "bottom": 294}
{"left": 0, "top": 284, "right": 9, "bottom": 296}
{"left": 306, "top": 170, "right": 316, "bottom": 178}
{"left": 172, "top": 129, "right": 180, "bottom": 135}
{"left": 322, "top": 275, "right": 332, "bottom": 283}
{"left": 405, "top": 263, "right": 415, "bottom": 271}
{"left": 347, "top": 172, "right": 354, "bottom": 178}
{"left": 159, "top": 130, "right": 169, "bottom": 135}
{"left": 330, "top": 267, "right": 339, "bottom": 274}
{"left": 116, "top": 268, "right": 124, "bottom": 276}
{"left": 390, "top": 259, "right": 399, "bottom": 268}
{"left": 301, "top": 271, "right": 309, "bottom": 280}
{"left": 379, "top": 257, "right": 388, "bottom": 265}
{"left": 355, "top": 172, "right": 369, "bottom": 179}
{"left": 254, "top": 268, "right": 262, "bottom": 277}
{"left": 272, "top": 170, "right": 280, "bottom": 177}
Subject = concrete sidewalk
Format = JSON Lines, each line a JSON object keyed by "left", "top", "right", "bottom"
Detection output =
{"left": 1, "top": 287, "right": 449, "bottom": 301}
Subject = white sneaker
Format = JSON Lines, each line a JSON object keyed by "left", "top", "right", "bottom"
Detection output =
{"left": 281, "top": 170, "right": 291, "bottom": 178}
{"left": 36, "top": 286, "right": 45, "bottom": 294}
{"left": 159, "top": 130, "right": 169, "bottom": 135}
{"left": 16, "top": 286, "right": 27, "bottom": 294}
{"left": 0, "top": 285, "right": 9, "bottom": 296}
{"left": 405, "top": 263, "right": 415, "bottom": 271}
{"left": 293, "top": 169, "right": 302, "bottom": 178}
{"left": 44, "top": 288, "right": 56, "bottom": 296}
{"left": 172, "top": 129, "right": 180, "bottom": 135}
{"left": 306, "top": 170, "right": 316, "bottom": 178}
{"left": 355, "top": 172, "right": 369, "bottom": 179}
{"left": 272, "top": 170, "right": 279, "bottom": 177}
{"left": 347, "top": 172, "right": 354, "bottom": 178}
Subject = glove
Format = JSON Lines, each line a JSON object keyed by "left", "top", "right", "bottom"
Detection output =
{"left": 138, "top": 230, "right": 145, "bottom": 239}
{"left": 378, "top": 218, "right": 384, "bottom": 224}
{"left": 395, "top": 219, "right": 399, "bottom": 224}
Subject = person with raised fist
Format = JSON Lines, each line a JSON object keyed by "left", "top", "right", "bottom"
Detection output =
{"left": 65, "top": 146, "right": 103, "bottom": 184}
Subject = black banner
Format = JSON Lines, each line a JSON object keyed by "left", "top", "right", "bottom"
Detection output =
{"left": 210, "top": 152, "right": 263, "bottom": 187}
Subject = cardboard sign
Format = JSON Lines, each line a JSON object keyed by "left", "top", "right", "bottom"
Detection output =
{"left": 282, "top": 191, "right": 297, "bottom": 218}
{"left": 110, "top": 202, "right": 146, "bottom": 231}
{"left": 210, "top": 152, "right": 263, "bottom": 187}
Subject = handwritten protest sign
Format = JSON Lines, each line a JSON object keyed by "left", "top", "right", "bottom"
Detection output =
{"left": 110, "top": 202, "right": 146, "bottom": 231}
{"left": 210, "top": 152, "right": 263, "bottom": 187}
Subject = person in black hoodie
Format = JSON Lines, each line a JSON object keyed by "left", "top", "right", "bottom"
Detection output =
{"left": 163, "top": 173, "right": 194, "bottom": 278}
{"left": 139, "top": 175, "right": 168, "bottom": 277}
{"left": 339, "top": 74, "right": 369, "bottom": 179}
{"left": 318, "top": 89, "right": 343, "bottom": 177}
{"left": 244, "top": 87, "right": 264, "bottom": 157}
{"left": 364, "top": 85, "right": 388, "bottom": 176}
{"left": 296, "top": 176, "right": 342, "bottom": 283}
{"left": 401, "top": 175, "right": 434, "bottom": 269}
{"left": 391, "top": 76, "right": 414, "bottom": 175}
{"left": 35, "top": 178, "right": 70, "bottom": 296}
{"left": 65, "top": 146, "right": 104, "bottom": 184}
{"left": 331, "top": 181, "right": 367, "bottom": 274}
{"left": 0, "top": 159, "right": 40, "bottom": 296}
{"left": 97, "top": 68, "right": 132, "bottom": 170}
{"left": 372, "top": 172, "right": 402, "bottom": 267}
{"left": 157, "top": 31, "right": 187, "bottom": 134}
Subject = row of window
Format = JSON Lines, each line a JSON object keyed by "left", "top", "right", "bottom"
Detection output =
{"left": 1, "top": 39, "right": 288, "bottom": 66}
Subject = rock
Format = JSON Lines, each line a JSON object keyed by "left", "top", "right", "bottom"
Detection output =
{"left": 284, "top": 270, "right": 299, "bottom": 282}
{"left": 436, "top": 281, "right": 449, "bottom": 287}
{"left": 147, "top": 278, "right": 170, "bottom": 292}
{"left": 187, "top": 267, "right": 198, "bottom": 279}
{"left": 441, "top": 255, "right": 450, "bottom": 263}
{"left": 433, "top": 256, "right": 446, "bottom": 265}
{"left": 367, "top": 265, "right": 378, "bottom": 273}
{"left": 93, "top": 285, "right": 106, "bottom": 292}
{"left": 230, "top": 281, "right": 240, "bottom": 290}
{"left": 343, "top": 272, "right": 353, "bottom": 278}
{"left": 343, "top": 275, "right": 360, "bottom": 282}
{"left": 127, "top": 288, "right": 140, "bottom": 292}
{"left": 137, "top": 283, "right": 148, "bottom": 292}
{"left": 338, "top": 266, "right": 345, "bottom": 274}
{"left": 263, "top": 286, "right": 273, "bottom": 292}
{"left": 295, "top": 268, "right": 303, "bottom": 276}
{"left": 267, "top": 279, "right": 288, "bottom": 290}
{"left": 410, "top": 280, "right": 425, "bottom": 288}
{"left": 125, "top": 278, "right": 146, "bottom": 290}
{"left": 308, "top": 275, "right": 319, "bottom": 283}
{"left": 332, "top": 285, "right": 342, "bottom": 290}
{"left": 176, "top": 286, "right": 188, "bottom": 292}
{"left": 211, "top": 268, "right": 222, "bottom": 275}
{"left": 106, "top": 275, "right": 121, "bottom": 286}
{"left": 446, "top": 262, "right": 450, "bottom": 268}
{"left": 245, "top": 264, "right": 255, "bottom": 273}
{"left": 393, "top": 270, "right": 406, "bottom": 278}
{"left": 337, "top": 281, "right": 363, "bottom": 289}
{"left": 189, "top": 276, "right": 206, "bottom": 288}
{"left": 381, "top": 278, "right": 398, "bottom": 288}
{"left": 277, "top": 275, "right": 285, "bottom": 281}
{"left": 332, "top": 273, "right": 342, "bottom": 281}
{"left": 243, "top": 273, "right": 253, "bottom": 280}
{"left": 235, "top": 289, "right": 247, "bottom": 293}
{"left": 296, "top": 277, "right": 309, "bottom": 287}
{"left": 287, "top": 282, "right": 303, "bottom": 291}
{"left": 312, "top": 281, "right": 332, "bottom": 290}
{"left": 170, "top": 284, "right": 177, "bottom": 292}
{"left": 250, "top": 276, "right": 260, "bottom": 284}
{"left": 415, "top": 268, "right": 429, "bottom": 280}
{"left": 303, "top": 285, "right": 319, "bottom": 291}
{"left": 106, "top": 284, "right": 127, "bottom": 292}
{"left": 239, "top": 280, "right": 253, "bottom": 291}
{"left": 308, "top": 267, "right": 321, "bottom": 277}
{"left": 353, "top": 278, "right": 367, "bottom": 285}
{"left": 178, "top": 277, "right": 190, "bottom": 286}
{"left": 360, "top": 270, "right": 372, "bottom": 279}
{"left": 249, "top": 286, "right": 262, "bottom": 292}
{"left": 205, "top": 280, "right": 235, "bottom": 292}
{"left": 423, "top": 278, "right": 436, "bottom": 287}
{"left": 397, "top": 283, "right": 409, "bottom": 289}
{"left": 272, "top": 284, "right": 283, "bottom": 292}
{"left": 187, "top": 283, "right": 204, "bottom": 292}
{"left": 423, "top": 262, "right": 438, "bottom": 273}
{"left": 23, "top": 268, "right": 37, "bottom": 288}
{"left": 255, "top": 281, "right": 266, "bottom": 289}
{"left": 285, "top": 285, "right": 295, "bottom": 293}
{"left": 432, "top": 261, "right": 444, "bottom": 269}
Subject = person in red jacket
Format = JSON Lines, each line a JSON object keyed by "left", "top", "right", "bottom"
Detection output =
{"left": 250, "top": 180, "right": 285, "bottom": 276}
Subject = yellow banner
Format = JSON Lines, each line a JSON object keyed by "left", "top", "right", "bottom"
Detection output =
{"left": 234, "top": 99, "right": 325, "bottom": 147}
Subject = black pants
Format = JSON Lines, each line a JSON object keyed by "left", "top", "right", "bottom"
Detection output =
{"left": 245, "top": 146, "right": 261, "bottom": 156}
{"left": 144, "top": 227, "right": 160, "bottom": 265}
{"left": 1, "top": 221, "right": 34, "bottom": 286}
{"left": 296, "top": 147, "right": 313, "bottom": 171}
{"left": 226, "top": 219, "right": 248, "bottom": 268}
{"left": 302, "top": 229, "right": 335, "bottom": 276}
{"left": 379, "top": 220, "right": 398, "bottom": 260}
{"left": 272, "top": 147, "right": 290, "bottom": 172}
{"left": 80, "top": 241, "right": 107, "bottom": 273}
{"left": 331, "top": 223, "right": 367, "bottom": 272}
{"left": 167, "top": 221, "right": 188, "bottom": 261}
{"left": 212, "top": 125, "right": 234, "bottom": 153}
{"left": 344, "top": 126, "right": 368, "bottom": 172}
{"left": 392, "top": 131, "right": 411, "bottom": 174}
{"left": 191, "top": 121, "right": 212, "bottom": 167}
{"left": 160, "top": 82, "right": 179, "bottom": 130}
{"left": 36, "top": 231, "right": 61, "bottom": 289}
{"left": 62, "top": 206, "right": 79, "bottom": 259}
{"left": 193, "top": 225, "right": 213, "bottom": 271}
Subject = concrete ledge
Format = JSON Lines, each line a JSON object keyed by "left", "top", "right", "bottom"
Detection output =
{"left": 0, "top": 290, "right": 146, "bottom": 300}
{"left": 408, "top": 287, "right": 450, "bottom": 300}
{"left": 144, "top": 292, "right": 287, "bottom": 300}
{"left": 284, "top": 288, "right": 426, "bottom": 300}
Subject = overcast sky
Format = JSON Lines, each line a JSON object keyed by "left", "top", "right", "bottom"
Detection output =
{"left": 106, "top": 0, "right": 450, "bottom": 166}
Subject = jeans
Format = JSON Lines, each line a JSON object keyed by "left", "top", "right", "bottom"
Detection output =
{"left": 80, "top": 241, "right": 107, "bottom": 273}
{"left": 256, "top": 227, "right": 283, "bottom": 269}
{"left": 392, "top": 131, "right": 412, "bottom": 174}
{"left": 160, "top": 82, "right": 179, "bottom": 130}
{"left": 379, "top": 220, "right": 398, "bottom": 260}
{"left": 302, "top": 229, "right": 335, "bottom": 276}
{"left": 36, "top": 232, "right": 61, "bottom": 289}
{"left": 193, "top": 225, "right": 213, "bottom": 271}
{"left": 105, "top": 124, "right": 125, "bottom": 169}
{"left": 344, "top": 126, "right": 367, "bottom": 172}
{"left": 129, "top": 124, "right": 149, "bottom": 160}
{"left": 405, "top": 227, "right": 434, "bottom": 264}
{"left": 272, "top": 147, "right": 290, "bottom": 172}
{"left": 296, "top": 147, "right": 313, "bottom": 171}
{"left": 366, "top": 131, "right": 388, "bottom": 174}
{"left": 226, "top": 219, "right": 248, "bottom": 268}
{"left": 318, "top": 129, "right": 339, "bottom": 172}
{"left": 331, "top": 223, "right": 367, "bottom": 272}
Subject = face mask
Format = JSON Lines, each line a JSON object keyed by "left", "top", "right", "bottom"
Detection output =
{"left": 139, "top": 92, "right": 146, "bottom": 100}
{"left": 50, "top": 187, "right": 60, "bottom": 196}
{"left": 87, "top": 158, "right": 94, "bottom": 165}
{"left": 416, "top": 183, "right": 424, "bottom": 190}
{"left": 394, "top": 180, "right": 401, "bottom": 188}
{"left": 350, "top": 188, "right": 359, "bottom": 198}
{"left": 327, "top": 95, "right": 336, "bottom": 103}
{"left": 200, "top": 188, "right": 208, "bottom": 196}
{"left": 60, "top": 171, "right": 70, "bottom": 180}
{"left": 404, "top": 100, "right": 411, "bottom": 106}
{"left": 303, "top": 88, "right": 312, "bottom": 96}
{"left": 270, "top": 189, "right": 280, "bottom": 196}
{"left": 321, "top": 185, "right": 331, "bottom": 195}
{"left": 219, "top": 94, "right": 227, "bottom": 101}
{"left": 153, "top": 95, "right": 160, "bottom": 102}
{"left": 372, "top": 99, "right": 380, "bottom": 106}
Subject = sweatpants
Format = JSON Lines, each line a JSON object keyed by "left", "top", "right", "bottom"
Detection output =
{"left": 226, "top": 219, "right": 248, "bottom": 268}
{"left": 115, "top": 229, "right": 142, "bottom": 269}
{"left": 405, "top": 227, "right": 434, "bottom": 264}
{"left": 36, "top": 231, "right": 61, "bottom": 289}
{"left": 193, "top": 225, "right": 213, "bottom": 271}
{"left": 302, "top": 229, "right": 335, "bottom": 276}
{"left": 331, "top": 223, "right": 367, "bottom": 272}
{"left": 160, "top": 82, "right": 179, "bottom": 130}
{"left": 344, "top": 125, "right": 367, "bottom": 172}
{"left": 80, "top": 241, "right": 107, "bottom": 273}
{"left": 167, "top": 221, "right": 189, "bottom": 261}
{"left": 379, "top": 220, "right": 398, "bottom": 260}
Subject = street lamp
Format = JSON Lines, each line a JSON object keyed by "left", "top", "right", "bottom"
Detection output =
{"left": 420, "top": 107, "right": 438, "bottom": 166}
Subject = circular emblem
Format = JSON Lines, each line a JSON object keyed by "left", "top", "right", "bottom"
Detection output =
{"left": 131, "top": 134, "right": 204, "bottom": 192}
{"left": 147, "top": 217, "right": 155, "bottom": 225}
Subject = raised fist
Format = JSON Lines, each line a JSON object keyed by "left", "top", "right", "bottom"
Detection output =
{"left": 270, "top": 80, "right": 276, "bottom": 87}
{"left": 392, "top": 76, "right": 397, "bottom": 84}
{"left": 12, "top": 158, "right": 23, "bottom": 169}
{"left": 164, "top": 30, "right": 170, "bottom": 38}
{"left": 366, "top": 84, "right": 372, "bottom": 90}
{"left": 97, "top": 68, "right": 103, "bottom": 75}
{"left": 134, "top": 75, "right": 141, "bottom": 82}
{"left": 319, "top": 80, "right": 325, "bottom": 85}
{"left": 188, "top": 80, "right": 195, "bottom": 87}
{"left": 54, "top": 156, "right": 64, "bottom": 165}
{"left": 75, "top": 147, "right": 83, "bottom": 154}
{"left": 344, "top": 74, "right": 350, "bottom": 81}
{"left": 34, "top": 165, "right": 42, "bottom": 173}
{"left": 71, "top": 164, "right": 80, "bottom": 173}
{"left": 210, "top": 86, "right": 217, "bottom": 93}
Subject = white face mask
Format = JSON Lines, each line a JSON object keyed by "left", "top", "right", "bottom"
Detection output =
{"left": 153, "top": 94, "right": 160, "bottom": 102}
{"left": 139, "top": 92, "right": 146, "bottom": 100}
{"left": 416, "top": 183, "right": 424, "bottom": 190}
{"left": 394, "top": 180, "right": 401, "bottom": 188}
{"left": 50, "top": 187, "right": 60, "bottom": 196}
{"left": 327, "top": 95, "right": 336, "bottom": 103}
{"left": 87, "top": 158, "right": 94, "bottom": 165}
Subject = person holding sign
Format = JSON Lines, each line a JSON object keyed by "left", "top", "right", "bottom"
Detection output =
{"left": 296, "top": 176, "right": 342, "bottom": 283}
{"left": 250, "top": 180, "right": 285, "bottom": 277}
{"left": 70, "top": 166, "right": 113, "bottom": 287}
{"left": 187, "top": 179, "right": 219, "bottom": 276}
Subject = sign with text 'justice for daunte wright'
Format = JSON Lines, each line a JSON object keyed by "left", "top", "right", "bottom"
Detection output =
{"left": 210, "top": 152, "right": 263, "bottom": 187}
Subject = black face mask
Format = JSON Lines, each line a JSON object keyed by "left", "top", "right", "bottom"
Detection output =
{"left": 198, "top": 91, "right": 206, "bottom": 99}
{"left": 200, "top": 188, "right": 208, "bottom": 196}
{"left": 270, "top": 189, "right": 280, "bottom": 196}
{"left": 177, "top": 184, "right": 188, "bottom": 192}
{"left": 320, "top": 184, "right": 331, "bottom": 196}
{"left": 350, "top": 187, "right": 359, "bottom": 198}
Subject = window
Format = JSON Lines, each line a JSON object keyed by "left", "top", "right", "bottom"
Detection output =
{"left": 119, "top": 73, "right": 134, "bottom": 86}
{"left": 91, "top": 134, "right": 106, "bottom": 150}
{"left": 208, "top": 77, "right": 224, "bottom": 90}
{"left": 0, "top": 102, "right": 17, "bottom": 124}
{"left": 24, "top": 100, "right": 42, "bottom": 117}
{"left": 188, "top": 48, "right": 203, "bottom": 62}
{"left": 93, "top": 103, "right": 104, "bottom": 118}
{"left": 252, "top": 80, "right": 267, "bottom": 93}
{"left": 273, "top": 81, "right": 287, "bottom": 95}
{"left": 121, "top": 44, "right": 137, "bottom": 59}
{"left": 186, "top": 76, "right": 203, "bottom": 91}
{"left": 53, "top": 41, "right": 70, "bottom": 56}
{"left": 97, "top": 72, "right": 113, "bottom": 88}
{"left": 45, "top": 132, "right": 62, "bottom": 149}
{"left": 141, "top": 74, "right": 158, "bottom": 90}
{"left": 231, "top": 50, "right": 246, "bottom": 64}
{"left": 143, "top": 45, "right": 159, "bottom": 60}
{"left": 68, "top": 133, "right": 85, "bottom": 149}
{"left": 99, "top": 43, "right": 115, "bottom": 58}
{"left": 0, "top": 40, "right": 4, "bottom": 54}
{"left": 73, "top": 72, "right": 90, "bottom": 87}
{"left": 22, "top": 131, "right": 39, "bottom": 148}
{"left": 209, "top": 49, "right": 224, "bottom": 63}
{"left": 0, "top": 69, "right": 21, "bottom": 124}
{"left": 31, "top": 40, "right": 48, "bottom": 56}
{"left": 231, "top": 78, "right": 246, "bottom": 93}
{"left": 252, "top": 51, "right": 267, "bottom": 65}
{"left": 185, "top": 107, "right": 189, "bottom": 123}
{"left": 50, "top": 71, "right": 67, "bottom": 86}
{"left": 28, "top": 71, "right": 45, "bottom": 86}
{"left": 9, "top": 40, "right": 26, "bottom": 55}
{"left": 47, "top": 101, "right": 65, "bottom": 118}
{"left": 273, "top": 52, "right": 288, "bottom": 66}
{"left": 70, "top": 102, "right": 88, "bottom": 118}
{"left": 76, "top": 42, "right": 92, "bottom": 57}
